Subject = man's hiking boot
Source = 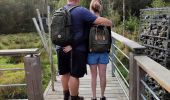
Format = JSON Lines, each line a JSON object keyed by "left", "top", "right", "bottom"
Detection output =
{"left": 100, "top": 96, "right": 106, "bottom": 100}
{"left": 63, "top": 90, "right": 70, "bottom": 100}
{"left": 70, "top": 95, "right": 84, "bottom": 100}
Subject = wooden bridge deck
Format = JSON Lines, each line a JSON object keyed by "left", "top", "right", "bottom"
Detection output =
{"left": 44, "top": 62, "right": 128, "bottom": 100}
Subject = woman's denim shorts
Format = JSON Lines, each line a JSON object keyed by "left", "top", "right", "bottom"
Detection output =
{"left": 87, "top": 52, "right": 109, "bottom": 65}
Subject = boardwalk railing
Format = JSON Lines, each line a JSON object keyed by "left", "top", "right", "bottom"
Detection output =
{"left": 0, "top": 48, "right": 44, "bottom": 100}
{"left": 1, "top": 32, "right": 170, "bottom": 100}
{"left": 110, "top": 31, "right": 170, "bottom": 100}
{"left": 134, "top": 55, "right": 170, "bottom": 100}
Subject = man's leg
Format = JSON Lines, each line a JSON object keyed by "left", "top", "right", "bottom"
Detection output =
{"left": 69, "top": 76, "right": 84, "bottom": 100}
{"left": 69, "top": 76, "right": 79, "bottom": 96}
{"left": 61, "top": 73, "right": 70, "bottom": 100}
{"left": 69, "top": 51, "right": 86, "bottom": 100}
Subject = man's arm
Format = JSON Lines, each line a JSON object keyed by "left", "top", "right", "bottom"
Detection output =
{"left": 93, "top": 17, "right": 112, "bottom": 26}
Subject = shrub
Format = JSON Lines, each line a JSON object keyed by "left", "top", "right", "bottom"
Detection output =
{"left": 125, "top": 16, "right": 139, "bottom": 32}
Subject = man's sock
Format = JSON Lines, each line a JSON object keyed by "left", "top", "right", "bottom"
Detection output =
{"left": 63, "top": 90, "right": 70, "bottom": 100}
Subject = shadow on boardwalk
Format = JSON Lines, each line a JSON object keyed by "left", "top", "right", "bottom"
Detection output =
{"left": 44, "top": 62, "right": 128, "bottom": 100}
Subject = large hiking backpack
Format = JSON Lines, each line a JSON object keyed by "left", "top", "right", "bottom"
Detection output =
{"left": 89, "top": 25, "right": 111, "bottom": 52}
{"left": 51, "top": 6, "right": 78, "bottom": 47}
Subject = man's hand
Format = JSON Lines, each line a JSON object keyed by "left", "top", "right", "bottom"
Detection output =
{"left": 63, "top": 45, "right": 72, "bottom": 53}
{"left": 94, "top": 17, "right": 112, "bottom": 27}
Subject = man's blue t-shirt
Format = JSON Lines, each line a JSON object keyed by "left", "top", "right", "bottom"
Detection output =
{"left": 65, "top": 5, "right": 97, "bottom": 52}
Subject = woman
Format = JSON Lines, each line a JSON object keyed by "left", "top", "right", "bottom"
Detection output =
{"left": 88, "top": 0, "right": 111, "bottom": 100}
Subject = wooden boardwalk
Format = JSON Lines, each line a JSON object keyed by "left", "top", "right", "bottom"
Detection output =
{"left": 44, "top": 62, "right": 128, "bottom": 100}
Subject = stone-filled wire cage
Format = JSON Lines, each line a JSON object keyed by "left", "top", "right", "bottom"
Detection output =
{"left": 139, "top": 7, "right": 170, "bottom": 100}
{"left": 139, "top": 7, "right": 170, "bottom": 69}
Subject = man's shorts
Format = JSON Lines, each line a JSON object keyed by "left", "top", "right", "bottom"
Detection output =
{"left": 57, "top": 49, "right": 87, "bottom": 78}
{"left": 87, "top": 52, "right": 109, "bottom": 65}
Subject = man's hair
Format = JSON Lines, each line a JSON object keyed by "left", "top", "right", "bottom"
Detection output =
{"left": 90, "top": 0, "right": 102, "bottom": 13}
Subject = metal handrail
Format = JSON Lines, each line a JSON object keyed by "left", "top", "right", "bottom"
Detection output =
{"left": 110, "top": 31, "right": 146, "bottom": 100}
{"left": 141, "top": 80, "right": 160, "bottom": 100}
{"left": 112, "top": 53, "right": 129, "bottom": 73}
{"left": 0, "top": 48, "right": 39, "bottom": 56}
{"left": 112, "top": 43, "right": 129, "bottom": 59}
{"left": 0, "top": 84, "right": 27, "bottom": 87}
{"left": 0, "top": 68, "right": 24, "bottom": 71}
{"left": 110, "top": 58, "right": 129, "bottom": 87}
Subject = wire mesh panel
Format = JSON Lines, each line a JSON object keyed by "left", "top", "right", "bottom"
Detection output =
{"left": 140, "top": 7, "right": 170, "bottom": 69}
{"left": 139, "top": 7, "right": 170, "bottom": 100}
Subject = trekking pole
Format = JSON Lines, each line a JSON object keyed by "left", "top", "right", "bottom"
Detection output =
{"left": 32, "top": 18, "right": 49, "bottom": 54}
{"left": 36, "top": 9, "right": 48, "bottom": 48}
{"left": 47, "top": 6, "right": 55, "bottom": 91}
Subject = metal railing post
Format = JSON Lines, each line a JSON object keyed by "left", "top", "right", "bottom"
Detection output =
{"left": 24, "top": 54, "right": 44, "bottom": 100}
{"left": 111, "top": 38, "right": 116, "bottom": 76}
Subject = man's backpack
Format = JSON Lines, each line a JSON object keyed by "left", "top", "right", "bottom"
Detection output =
{"left": 51, "top": 6, "right": 78, "bottom": 47}
{"left": 89, "top": 25, "right": 111, "bottom": 52}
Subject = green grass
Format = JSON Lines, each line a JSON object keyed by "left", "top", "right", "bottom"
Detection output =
{"left": 0, "top": 33, "right": 52, "bottom": 99}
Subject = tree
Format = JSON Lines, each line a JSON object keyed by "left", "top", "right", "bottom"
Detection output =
{"left": 0, "top": 0, "right": 46, "bottom": 34}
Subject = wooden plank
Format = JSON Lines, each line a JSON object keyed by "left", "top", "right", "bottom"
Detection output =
{"left": 24, "top": 55, "right": 44, "bottom": 100}
{"left": 111, "top": 32, "right": 145, "bottom": 53}
{"left": 44, "top": 62, "right": 128, "bottom": 100}
{"left": 135, "top": 56, "right": 170, "bottom": 93}
{"left": 0, "top": 48, "right": 39, "bottom": 56}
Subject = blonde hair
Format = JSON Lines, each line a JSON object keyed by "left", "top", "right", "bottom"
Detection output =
{"left": 90, "top": 0, "right": 102, "bottom": 14}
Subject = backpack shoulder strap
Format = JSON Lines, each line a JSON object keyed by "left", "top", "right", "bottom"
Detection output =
{"left": 68, "top": 6, "right": 79, "bottom": 12}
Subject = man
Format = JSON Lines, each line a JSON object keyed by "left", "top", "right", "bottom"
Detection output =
{"left": 57, "top": 0, "right": 112, "bottom": 100}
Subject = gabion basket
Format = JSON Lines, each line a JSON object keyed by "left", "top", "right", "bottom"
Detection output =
{"left": 139, "top": 7, "right": 170, "bottom": 68}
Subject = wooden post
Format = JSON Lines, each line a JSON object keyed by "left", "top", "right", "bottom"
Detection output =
{"left": 137, "top": 65, "right": 145, "bottom": 100}
{"left": 129, "top": 52, "right": 137, "bottom": 100}
{"left": 24, "top": 55, "right": 44, "bottom": 100}
{"left": 111, "top": 38, "right": 116, "bottom": 76}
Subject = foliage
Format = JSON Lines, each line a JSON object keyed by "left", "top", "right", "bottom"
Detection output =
{"left": 151, "top": 0, "right": 166, "bottom": 7}
{"left": 107, "top": 10, "right": 121, "bottom": 27}
{"left": 127, "top": 0, "right": 152, "bottom": 16}
{"left": 0, "top": 0, "right": 35, "bottom": 34}
{"left": 124, "top": 16, "right": 139, "bottom": 32}
{"left": 0, "top": 62, "right": 27, "bottom": 99}
{"left": 152, "top": 0, "right": 166, "bottom": 7}
{"left": 0, "top": 33, "right": 41, "bottom": 63}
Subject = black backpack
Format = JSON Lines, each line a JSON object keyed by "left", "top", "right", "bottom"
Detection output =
{"left": 51, "top": 6, "right": 78, "bottom": 46}
{"left": 89, "top": 25, "right": 112, "bottom": 52}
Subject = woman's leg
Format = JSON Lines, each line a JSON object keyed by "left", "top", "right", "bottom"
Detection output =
{"left": 98, "top": 64, "right": 107, "bottom": 97}
{"left": 90, "top": 64, "right": 98, "bottom": 99}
